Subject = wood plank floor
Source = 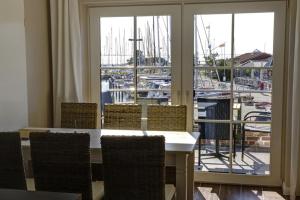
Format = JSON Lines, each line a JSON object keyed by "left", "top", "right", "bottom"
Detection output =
{"left": 194, "top": 183, "right": 297, "bottom": 200}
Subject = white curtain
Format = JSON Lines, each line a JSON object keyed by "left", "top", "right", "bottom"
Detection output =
{"left": 50, "top": 0, "right": 83, "bottom": 127}
{"left": 287, "top": 0, "right": 300, "bottom": 199}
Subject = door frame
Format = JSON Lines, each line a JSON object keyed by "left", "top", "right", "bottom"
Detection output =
{"left": 89, "top": 5, "right": 182, "bottom": 128}
{"left": 182, "top": 1, "right": 286, "bottom": 185}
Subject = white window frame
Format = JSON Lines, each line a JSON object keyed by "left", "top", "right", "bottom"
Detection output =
{"left": 182, "top": 1, "right": 286, "bottom": 185}
{"left": 89, "top": 5, "right": 182, "bottom": 128}
{"left": 88, "top": 1, "right": 286, "bottom": 186}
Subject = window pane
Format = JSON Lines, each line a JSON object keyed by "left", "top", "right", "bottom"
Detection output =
{"left": 100, "top": 17, "right": 134, "bottom": 67}
{"left": 194, "top": 68, "right": 231, "bottom": 91}
{"left": 232, "top": 122, "right": 271, "bottom": 175}
{"left": 234, "top": 68, "right": 272, "bottom": 92}
{"left": 195, "top": 122, "right": 231, "bottom": 173}
{"left": 137, "top": 68, "right": 171, "bottom": 90}
{"left": 234, "top": 13, "right": 274, "bottom": 61}
{"left": 136, "top": 16, "right": 171, "bottom": 67}
{"left": 233, "top": 92, "right": 272, "bottom": 121}
{"left": 100, "top": 17, "right": 134, "bottom": 107}
{"left": 194, "top": 14, "right": 232, "bottom": 68}
{"left": 194, "top": 94, "right": 231, "bottom": 121}
{"left": 137, "top": 91, "right": 170, "bottom": 105}
{"left": 136, "top": 16, "right": 172, "bottom": 105}
{"left": 101, "top": 69, "right": 134, "bottom": 106}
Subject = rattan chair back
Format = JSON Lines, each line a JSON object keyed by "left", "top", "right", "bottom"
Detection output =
{"left": 101, "top": 136, "right": 165, "bottom": 200}
{"left": 0, "top": 132, "right": 26, "bottom": 190}
{"left": 61, "top": 102, "right": 97, "bottom": 129}
{"left": 147, "top": 105, "right": 187, "bottom": 131}
{"left": 30, "top": 132, "right": 92, "bottom": 200}
{"left": 103, "top": 104, "right": 142, "bottom": 130}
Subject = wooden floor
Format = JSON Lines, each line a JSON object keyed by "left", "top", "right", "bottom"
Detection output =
{"left": 194, "top": 183, "right": 296, "bottom": 200}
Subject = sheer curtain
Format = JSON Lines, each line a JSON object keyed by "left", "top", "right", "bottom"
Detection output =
{"left": 50, "top": 0, "right": 83, "bottom": 127}
{"left": 290, "top": 0, "right": 300, "bottom": 198}
{"left": 285, "top": 0, "right": 300, "bottom": 199}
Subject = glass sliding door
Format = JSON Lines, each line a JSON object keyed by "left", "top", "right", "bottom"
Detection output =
{"left": 183, "top": 2, "right": 285, "bottom": 185}
{"left": 136, "top": 16, "right": 172, "bottom": 105}
{"left": 89, "top": 6, "right": 181, "bottom": 126}
{"left": 232, "top": 12, "right": 274, "bottom": 175}
{"left": 100, "top": 17, "right": 135, "bottom": 105}
{"left": 89, "top": 1, "right": 286, "bottom": 186}
{"left": 193, "top": 14, "right": 233, "bottom": 173}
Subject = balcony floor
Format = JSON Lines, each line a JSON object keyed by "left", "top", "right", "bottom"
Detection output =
{"left": 194, "top": 145, "right": 270, "bottom": 175}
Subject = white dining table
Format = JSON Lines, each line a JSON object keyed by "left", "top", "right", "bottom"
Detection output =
{"left": 20, "top": 127, "right": 200, "bottom": 200}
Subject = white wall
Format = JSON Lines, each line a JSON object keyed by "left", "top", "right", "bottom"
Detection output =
{"left": 24, "top": 0, "right": 52, "bottom": 127}
{"left": 0, "top": 0, "right": 28, "bottom": 130}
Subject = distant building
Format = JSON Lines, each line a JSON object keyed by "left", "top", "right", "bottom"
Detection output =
{"left": 234, "top": 50, "right": 272, "bottom": 90}
{"left": 234, "top": 49, "right": 272, "bottom": 66}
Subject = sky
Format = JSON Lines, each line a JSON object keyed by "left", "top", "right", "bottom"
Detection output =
{"left": 100, "top": 12, "right": 274, "bottom": 65}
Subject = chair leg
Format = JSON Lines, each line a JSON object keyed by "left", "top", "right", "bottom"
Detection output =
{"left": 233, "top": 130, "right": 236, "bottom": 159}
{"left": 242, "top": 128, "right": 245, "bottom": 161}
{"left": 216, "top": 138, "right": 220, "bottom": 156}
{"left": 198, "top": 138, "right": 201, "bottom": 169}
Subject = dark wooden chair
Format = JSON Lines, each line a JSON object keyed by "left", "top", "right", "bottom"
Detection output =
{"left": 146, "top": 105, "right": 186, "bottom": 186}
{"left": 30, "top": 132, "right": 104, "bottom": 200}
{"left": 61, "top": 102, "right": 98, "bottom": 129}
{"left": 101, "top": 135, "right": 175, "bottom": 200}
{"left": 147, "top": 105, "right": 186, "bottom": 131}
{"left": 0, "top": 132, "right": 26, "bottom": 190}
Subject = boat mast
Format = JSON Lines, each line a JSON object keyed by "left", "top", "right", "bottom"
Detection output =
{"left": 152, "top": 16, "right": 156, "bottom": 66}
{"left": 200, "top": 16, "right": 220, "bottom": 83}
{"left": 157, "top": 16, "right": 161, "bottom": 66}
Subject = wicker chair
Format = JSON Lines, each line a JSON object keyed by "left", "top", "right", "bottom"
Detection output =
{"left": 147, "top": 105, "right": 186, "bottom": 131}
{"left": 0, "top": 132, "right": 26, "bottom": 190}
{"left": 61, "top": 102, "right": 97, "bottom": 129}
{"left": 30, "top": 132, "right": 104, "bottom": 200}
{"left": 101, "top": 136, "right": 175, "bottom": 200}
{"left": 103, "top": 104, "right": 142, "bottom": 130}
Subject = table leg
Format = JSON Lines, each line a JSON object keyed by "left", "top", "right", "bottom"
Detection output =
{"left": 187, "top": 151, "right": 194, "bottom": 200}
{"left": 176, "top": 153, "right": 188, "bottom": 200}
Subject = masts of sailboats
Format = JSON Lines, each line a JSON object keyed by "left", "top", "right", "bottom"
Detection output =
{"left": 194, "top": 15, "right": 199, "bottom": 88}
{"left": 152, "top": 16, "right": 156, "bottom": 66}
{"left": 110, "top": 27, "right": 113, "bottom": 67}
{"left": 199, "top": 16, "right": 221, "bottom": 83}
{"left": 138, "top": 28, "right": 142, "bottom": 66}
{"left": 119, "top": 29, "right": 122, "bottom": 66}
{"left": 115, "top": 37, "right": 118, "bottom": 66}
{"left": 146, "top": 22, "right": 152, "bottom": 60}
{"left": 123, "top": 29, "right": 126, "bottom": 65}
{"left": 162, "top": 16, "right": 170, "bottom": 64}
{"left": 195, "top": 16, "right": 211, "bottom": 88}
{"left": 142, "top": 34, "right": 146, "bottom": 65}
{"left": 166, "top": 17, "right": 170, "bottom": 64}
{"left": 157, "top": 16, "right": 161, "bottom": 66}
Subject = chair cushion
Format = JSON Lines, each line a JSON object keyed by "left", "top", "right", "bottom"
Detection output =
{"left": 92, "top": 181, "right": 104, "bottom": 200}
{"left": 165, "top": 184, "right": 176, "bottom": 200}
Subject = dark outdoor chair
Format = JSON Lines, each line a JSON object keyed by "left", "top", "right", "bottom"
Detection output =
{"left": 241, "top": 111, "right": 271, "bottom": 160}
{"left": 197, "top": 98, "right": 232, "bottom": 164}
{"left": 61, "top": 102, "right": 98, "bottom": 129}
{"left": 101, "top": 136, "right": 175, "bottom": 200}
{"left": 30, "top": 132, "right": 104, "bottom": 200}
{"left": 147, "top": 105, "right": 186, "bottom": 131}
{"left": 0, "top": 132, "right": 26, "bottom": 190}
